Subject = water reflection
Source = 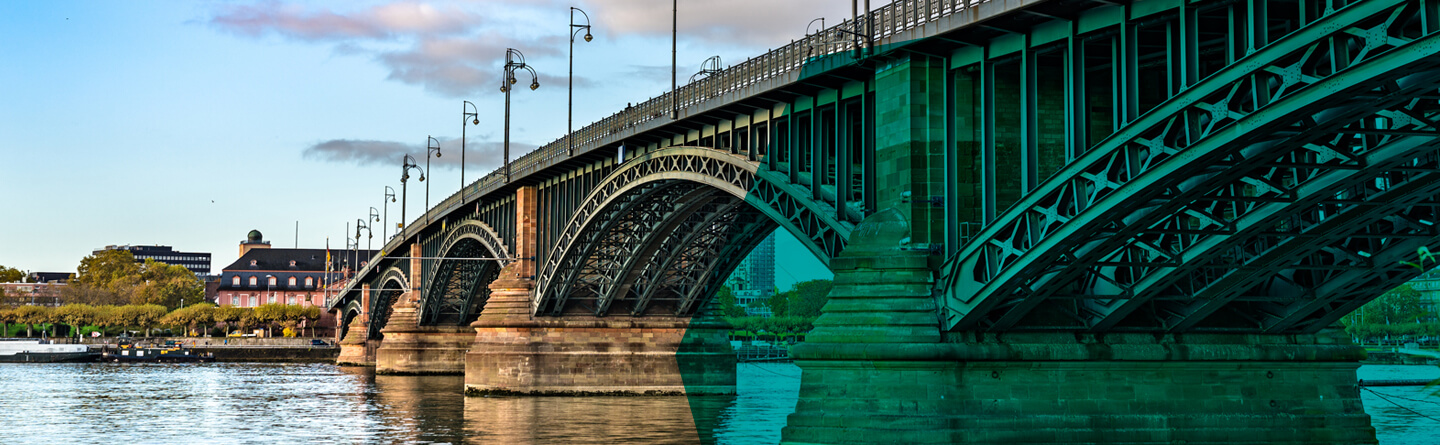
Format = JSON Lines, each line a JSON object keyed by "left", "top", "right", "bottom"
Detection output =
{"left": 462, "top": 395, "right": 734, "bottom": 444}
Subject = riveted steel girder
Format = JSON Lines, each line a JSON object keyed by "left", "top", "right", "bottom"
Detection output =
{"left": 534, "top": 147, "right": 852, "bottom": 316}
{"left": 367, "top": 266, "right": 409, "bottom": 340}
{"left": 418, "top": 220, "right": 510, "bottom": 326}
{"left": 941, "top": 0, "right": 1440, "bottom": 333}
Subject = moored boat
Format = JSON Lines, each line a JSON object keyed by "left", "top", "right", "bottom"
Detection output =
{"left": 105, "top": 344, "right": 215, "bottom": 363}
{"left": 0, "top": 339, "right": 101, "bottom": 363}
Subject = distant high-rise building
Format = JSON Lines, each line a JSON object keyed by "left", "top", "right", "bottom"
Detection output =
{"left": 95, "top": 244, "right": 212, "bottom": 275}
{"left": 725, "top": 231, "right": 776, "bottom": 313}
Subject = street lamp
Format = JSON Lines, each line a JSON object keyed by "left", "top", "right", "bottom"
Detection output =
{"left": 400, "top": 154, "right": 426, "bottom": 235}
{"left": 501, "top": 48, "right": 540, "bottom": 182}
{"left": 265, "top": 274, "right": 273, "bottom": 305}
{"left": 689, "top": 55, "right": 723, "bottom": 83}
{"left": 356, "top": 218, "right": 371, "bottom": 260}
{"left": 462, "top": 101, "right": 479, "bottom": 192}
{"left": 569, "top": 7, "right": 594, "bottom": 157}
{"left": 425, "top": 136, "right": 441, "bottom": 225}
{"left": 383, "top": 186, "right": 395, "bottom": 241}
{"left": 370, "top": 207, "right": 381, "bottom": 243}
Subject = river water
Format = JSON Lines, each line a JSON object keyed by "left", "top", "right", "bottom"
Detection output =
{"left": 0, "top": 361, "right": 1434, "bottom": 444}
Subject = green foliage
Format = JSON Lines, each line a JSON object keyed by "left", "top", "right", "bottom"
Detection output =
{"left": 53, "top": 304, "right": 97, "bottom": 337}
{"left": 724, "top": 315, "right": 815, "bottom": 334}
{"left": 784, "top": 279, "right": 834, "bottom": 319}
{"left": 715, "top": 286, "right": 747, "bottom": 318}
{"left": 69, "top": 253, "right": 203, "bottom": 308}
{"left": 0, "top": 265, "right": 26, "bottom": 283}
{"left": 765, "top": 292, "right": 789, "bottom": 317}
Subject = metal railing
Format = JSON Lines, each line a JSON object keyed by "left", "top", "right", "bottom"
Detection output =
{"left": 334, "top": 0, "right": 997, "bottom": 308}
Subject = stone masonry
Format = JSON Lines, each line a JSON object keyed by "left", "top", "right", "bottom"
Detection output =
{"left": 781, "top": 210, "right": 1375, "bottom": 444}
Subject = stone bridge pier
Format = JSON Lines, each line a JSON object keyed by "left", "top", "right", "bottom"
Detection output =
{"left": 780, "top": 211, "right": 1374, "bottom": 444}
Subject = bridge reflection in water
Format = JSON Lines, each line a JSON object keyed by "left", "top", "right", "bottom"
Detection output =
{"left": 359, "top": 363, "right": 801, "bottom": 444}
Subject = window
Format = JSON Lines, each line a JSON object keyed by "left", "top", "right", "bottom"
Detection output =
{"left": 231, "top": 296, "right": 239, "bottom": 306}
{"left": 288, "top": 296, "right": 296, "bottom": 305}
{"left": 249, "top": 295, "right": 257, "bottom": 306}
{"left": 268, "top": 294, "right": 277, "bottom": 304}
{"left": 305, "top": 277, "right": 314, "bottom": 287}
{"left": 248, "top": 276, "right": 257, "bottom": 286}
{"left": 268, "top": 276, "right": 277, "bottom": 286}
{"left": 250, "top": 260, "right": 257, "bottom": 267}
{"left": 289, "top": 260, "right": 297, "bottom": 267}
{"left": 231, "top": 276, "right": 240, "bottom": 286}
{"left": 288, "top": 277, "right": 296, "bottom": 287}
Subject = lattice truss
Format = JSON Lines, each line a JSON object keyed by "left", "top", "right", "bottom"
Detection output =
{"left": 418, "top": 220, "right": 509, "bottom": 326}
{"left": 535, "top": 148, "right": 802, "bottom": 316}
{"left": 366, "top": 267, "right": 408, "bottom": 340}
{"left": 943, "top": 0, "right": 1440, "bottom": 333}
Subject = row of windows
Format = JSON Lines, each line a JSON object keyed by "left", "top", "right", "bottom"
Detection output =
{"left": 140, "top": 255, "right": 208, "bottom": 263}
{"left": 231, "top": 275, "right": 316, "bottom": 288}
{"left": 227, "top": 293, "right": 320, "bottom": 307}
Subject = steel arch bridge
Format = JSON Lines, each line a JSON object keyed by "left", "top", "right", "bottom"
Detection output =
{"left": 328, "top": 0, "right": 1440, "bottom": 346}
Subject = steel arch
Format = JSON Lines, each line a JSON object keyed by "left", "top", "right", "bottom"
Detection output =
{"left": 941, "top": 0, "right": 1440, "bottom": 333}
{"left": 419, "top": 220, "right": 510, "bottom": 325}
{"left": 534, "top": 147, "right": 852, "bottom": 316}
{"left": 367, "top": 266, "right": 409, "bottom": 340}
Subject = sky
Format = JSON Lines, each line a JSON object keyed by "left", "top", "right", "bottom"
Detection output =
{"left": 0, "top": 1, "right": 868, "bottom": 290}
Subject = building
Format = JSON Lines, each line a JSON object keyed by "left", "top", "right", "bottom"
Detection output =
{"left": 725, "top": 231, "right": 776, "bottom": 315}
{"left": 213, "top": 230, "right": 377, "bottom": 336}
{"left": 95, "top": 244, "right": 212, "bottom": 275}
{"left": 29, "top": 272, "right": 73, "bottom": 284}
{"left": 0, "top": 282, "right": 65, "bottom": 307}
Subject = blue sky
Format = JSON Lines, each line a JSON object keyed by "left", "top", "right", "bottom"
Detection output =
{"left": 0, "top": 1, "right": 863, "bottom": 289}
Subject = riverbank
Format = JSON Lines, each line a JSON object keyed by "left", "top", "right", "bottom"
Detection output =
{"left": 78, "top": 337, "right": 339, "bottom": 363}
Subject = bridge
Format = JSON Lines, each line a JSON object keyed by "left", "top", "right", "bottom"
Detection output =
{"left": 326, "top": 0, "right": 1440, "bottom": 442}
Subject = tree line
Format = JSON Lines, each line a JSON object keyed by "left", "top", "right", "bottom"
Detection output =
{"left": 0, "top": 303, "right": 325, "bottom": 338}
{"left": 1340, "top": 283, "right": 1440, "bottom": 344}
{"left": 715, "top": 279, "right": 834, "bottom": 336}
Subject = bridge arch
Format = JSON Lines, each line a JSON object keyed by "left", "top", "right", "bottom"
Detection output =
{"left": 365, "top": 266, "right": 409, "bottom": 340}
{"left": 941, "top": 0, "right": 1440, "bottom": 333}
{"left": 419, "top": 220, "right": 509, "bottom": 325}
{"left": 533, "top": 147, "right": 842, "bottom": 317}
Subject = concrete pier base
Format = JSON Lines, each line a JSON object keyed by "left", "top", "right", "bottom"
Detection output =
{"left": 463, "top": 264, "right": 735, "bottom": 396}
{"left": 375, "top": 326, "right": 475, "bottom": 375}
{"left": 780, "top": 210, "right": 1376, "bottom": 444}
{"left": 336, "top": 330, "right": 377, "bottom": 367}
{"left": 783, "top": 333, "right": 1375, "bottom": 444}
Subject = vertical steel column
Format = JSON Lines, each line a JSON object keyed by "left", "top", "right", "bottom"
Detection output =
{"left": 1021, "top": 40, "right": 1038, "bottom": 192}
{"left": 863, "top": 88, "right": 876, "bottom": 216}
{"left": 1181, "top": 2, "right": 1199, "bottom": 89}
{"left": 838, "top": 101, "right": 852, "bottom": 223}
{"left": 981, "top": 48, "right": 996, "bottom": 222}
{"left": 1120, "top": 5, "right": 1139, "bottom": 126}
{"left": 1068, "top": 27, "right": 1086, "bottom": 162}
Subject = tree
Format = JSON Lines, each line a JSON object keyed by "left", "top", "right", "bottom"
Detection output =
{"left": 53, "top": 304, "right": 97, "bottom": 338}
{"left": 785, "top": 279, "right": 834, "bottom": 319}
{"left": 715, "top": 286, "right": 747, "bottom": 318}
{"left": 0, "top": 266, "right": 27, "bottom": 283}
{"left": 214, "top": 306, "right": 249, "bottom": 335}
{"left": 91, "top": 305, "right": 121, "bottom": 335}
{"left": 765, "top": 291, "right": 789, "bottom": 317}
{"left": 119, "top": 304, "right": 167, "bottom": 337}
{"left": 131, "top": 260, "right": 204, "bottom": 309}
{"left": 0, "top": 307, "right": 14, "bottom": 336}
{"left": 75, "top": 250, "right": 140, "bottom": 290}
{"left": 14, "top": 305, "right": 48, "bottom": 337}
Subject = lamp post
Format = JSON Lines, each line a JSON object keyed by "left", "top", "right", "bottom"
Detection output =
{"left": 425, "top": 136, "right": 441, "bottom": 225}
{"left": 501, "top": 48, "right": 540, "bottom": 182}
{"left": 383, "top": 186, "right": 395, "bottom": 241}
{"left": 356, "top": 218, "right": 371, "bottom": 260}
{"left": 400, "top": 154, "right": 426, "bottom": 236}
{"left": 569, "top": 7, "right": 593, "bottom": 157}
{"left": 462, "top": 101, "right": 478, "bottom": 192}
{"left": 265, "top": 275, "right": 273, "bottom": 306}
{"left": 369, "top": 207, "right": 380, "bottom": 245}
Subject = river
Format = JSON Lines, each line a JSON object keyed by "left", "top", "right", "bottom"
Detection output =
{"left": 0, "top": 362, "right": 1434, "bottom": 444}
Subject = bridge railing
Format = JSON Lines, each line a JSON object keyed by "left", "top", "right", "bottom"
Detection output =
{"left": 340, "top": 0, "right": 990, "bottom": 309}
{"left": 416, "top": 0, "right": 986, "bottom": 234}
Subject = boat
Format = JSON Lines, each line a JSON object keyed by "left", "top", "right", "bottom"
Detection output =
{"left": 105, "top": 344, "right": 215, "bottom": 363}
{"left": 0, "top": 339, "right": 101, "bottom": 363}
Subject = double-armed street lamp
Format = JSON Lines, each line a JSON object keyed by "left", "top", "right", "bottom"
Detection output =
{"left": 462, "top": 101, "right": 479, "bottom": 192}
{"left": 383, "top": 186, "right": 396, "bottom": 241}
{"left": 425, "top": 136, "right": 441, "bottom": 225}
{"left": 501, "top": 48, "right": 540, "bottom": 182}
{"left": 400, "top": 154, "right": 426, "bottom": 235}
{"left": 569, "top": 7, "right": 593, "bottom": 157}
